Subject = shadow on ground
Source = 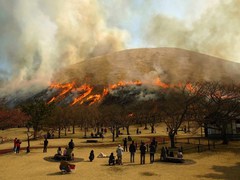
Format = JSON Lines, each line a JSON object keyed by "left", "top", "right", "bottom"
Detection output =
{"left": 197, "top": 162, "right": 240, "bottom": 179}
{"left": 47, "top": 172, "right": 66, "bottom": 176}
{"left": 157, "top": 159, "right": 196, "bottom": 165}
{"left": 43, "top": 156, "right": 84, "bottom": 163}
{"left": 140, "top": 171, "right": 159, "bottom": 177}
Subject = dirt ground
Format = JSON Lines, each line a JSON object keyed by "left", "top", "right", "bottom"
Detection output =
{"left": 0, "top": 126, "right": 240, "bottom": 180}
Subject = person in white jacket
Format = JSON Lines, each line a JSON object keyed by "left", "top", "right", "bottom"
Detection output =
{"left": 116, "top": 144, "right": 124, "bottom": 165}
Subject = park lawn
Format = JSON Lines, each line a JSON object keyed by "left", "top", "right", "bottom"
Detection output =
{"left": 0, "top": 125, "right": 240, "bottom": 180}
{"left": 0, "top": 145, "right": 240, "bottom": 180}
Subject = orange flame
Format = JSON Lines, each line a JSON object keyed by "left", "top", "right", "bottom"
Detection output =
{"left": 154, "top": 78, "right": 170, "bottom": 88}
{"left": 47, "top": 79, "right": 195, "bottom": 106}
{"left": 71, "top": 84, "right": 93, "bottom": 105}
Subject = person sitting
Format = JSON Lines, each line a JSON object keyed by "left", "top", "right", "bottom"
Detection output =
{"left": 59, "top": 161, "right": 75, "bottom": 173}
{"left": 57, "top": 147, "right": 62, "bottom": 155}
{"left": 89, "top": 150, "right": 94, "bottom": 162}
{"left": 109, "top": 152, "right": 115, "bottom": 165}
{"left": 54, "top": 147, "right": 63, "bottom": 160}
{"left": 177, "top": 150, "right": 183, "bottom": 159}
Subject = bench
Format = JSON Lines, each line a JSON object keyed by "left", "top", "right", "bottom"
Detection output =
{"left": 86, "top": 140, "right": 98, "bottom": 143}
{"left": 163, "top": 157, "right": 184, "bottom": 163}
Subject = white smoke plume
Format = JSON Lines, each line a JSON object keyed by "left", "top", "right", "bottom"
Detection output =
{"left": 0, "top": 0, "right": 129, "bottom": 97}
{"left": 144, "top": 0, "right": 240, "bottom": 62}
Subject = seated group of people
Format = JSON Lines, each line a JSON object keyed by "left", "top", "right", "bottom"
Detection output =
{"left": 160, "top": 146, "right": 183, "bottom": 161}
{"left": 54, "top": 139, "right": 75, "bottom": 161}
{"left": 54, "top": 147, "right": 74, "bottom": 161}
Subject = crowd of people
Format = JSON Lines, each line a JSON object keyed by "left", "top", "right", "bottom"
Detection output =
{"left": 12, "top": 129, "right": 183, "bottom": 172}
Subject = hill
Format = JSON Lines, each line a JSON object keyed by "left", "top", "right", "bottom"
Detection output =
{"left": 54, "top": 47, "right": 240, "bottom": 85}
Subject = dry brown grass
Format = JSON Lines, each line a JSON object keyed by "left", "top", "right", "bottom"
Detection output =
{"left": 0, "top": 125, "right": 240, "bottom": 180}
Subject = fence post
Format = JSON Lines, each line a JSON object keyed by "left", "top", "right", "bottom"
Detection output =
{"left": 187, "top": 138, "right": 190, "bottom": 144}
{"left": 198, "top": 138, "right": 200, "bottom": 145}
{"left": 197, "top": 145, "right": 200, "bottom": 152}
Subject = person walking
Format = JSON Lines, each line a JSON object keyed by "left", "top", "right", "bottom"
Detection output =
{"left": 149, "top": 142, "right": 156, "bottom": 163}
{"left": 140, "top": 142, "right": 146, "bottom": 164}
{"left": 129, "top": 141, "right": 136, "bottom": 163}
{"left": 123, "top": 138, "right": 128, "bottom": 152}
{"left": 43, "top": 138, "right": 48, "bottom": 153}
{"left": 116, "top": 144, "right": 124, "bottom": 165}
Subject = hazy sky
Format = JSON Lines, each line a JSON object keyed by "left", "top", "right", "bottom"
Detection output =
{"left": 1, "top": 0, "right": 239, "bottom": 96}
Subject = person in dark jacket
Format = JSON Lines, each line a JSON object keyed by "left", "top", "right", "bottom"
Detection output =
{"left": 139, "top": 142, "right": 146, "bottom": 164}
{"left": 109, "top": 152, "right": 115, "bottom": 165}
{"left": 89, "top": 150, "right": 95, "bottom": 162}
{"left": 149, "top": 142, "right": 156, "bottom": 163}
{"left": 129, "top": 141, "right": 136, "bottom": 163}
{"left": 68, "top": 139, "right": 75, "bottom": 150}
{"left": 43, "top": 138, "right": 48, "bottom": 153}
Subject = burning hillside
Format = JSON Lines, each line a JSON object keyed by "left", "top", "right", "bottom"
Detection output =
{"left": 38, "top": 78, "right": 169, "bottom": 106}
{"left": 2, "top": 48, "right": 240, "bottom": 107}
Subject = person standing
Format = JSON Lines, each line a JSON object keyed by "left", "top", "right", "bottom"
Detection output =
{"left": 149, "top": 142, "right": 156, "bottom": 163}
{"left": 140, "top": 142, "right": 146, "bottom": 164}
{"left": 13, "top": 138, "right": 17, "bottom": 153}
{"left": 116, "top": 144, "right": 124, "bottom": 165}
{"left": 89, "top": 150, "right": 95, "bottom": 162}
{"left": 123, "top": 138, "right": 128, "bottom": 152}
{"left": 68, "top": 139, "right": 75, "bottom": 150}
{"left": 129, "top": 141, "right": 136, "bottom": 163}
{"left": 43, "top": 138, "right": 48, "bottom": 153}
{"left": 16, "top": 139, "right": 21, "bottom": 153}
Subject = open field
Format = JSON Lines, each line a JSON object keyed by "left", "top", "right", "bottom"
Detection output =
{"left": 0, "top": 125, "right": 240, "bottom": 180}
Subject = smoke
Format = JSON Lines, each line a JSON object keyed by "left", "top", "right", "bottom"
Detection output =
{"left": 0, "top": 0, "right": 129, "bottom": 97}
{"left": 144, "top": 0, "right": 240, "bottom": 62}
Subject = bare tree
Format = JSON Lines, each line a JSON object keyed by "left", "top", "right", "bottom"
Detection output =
{"left": 159, "top": 83, "right": 204, "bottom": 148}
{"left": 194, "top": 82, "right": 240, "bottom": 144}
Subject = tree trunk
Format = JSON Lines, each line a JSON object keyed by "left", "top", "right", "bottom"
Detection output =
{"left": 222, "top": 124, "right": 229, "bottom": 144}
{"left": 33, "top": 130, "right": 37, "bottom": 139}
{"left": 58, "top": 127, "right": 61, "bottom": 138}
{"left": 126, "top": 126, "right": 130, "bottom": 135}
{"left": 169, "top": 132, "right": 176, "bottom": 148}
{"left": 203, "top": 123, "right": 208, "bottom": 137}
{"left": 112, "top": 126, "right": 115, "bottom": 142}
{"left": 64, "top": 127, "right": 67, "bottom": 136}
{"left": 116, "top": 127, "right": 119, "bottom": 138}
{"left": 72, "top": 124, "right": 75, "bottom": 134}
{"left": 151, "top": 125, "right": 154, "bottom": 133}
{"left": 33, "top": 125, "right": 38, "bottom": 139}
{"left": 144, "top": 123, "right": 148, "bottom": 130}
{"left": 84, "top": 127, "right": 87, "bottom": 137}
